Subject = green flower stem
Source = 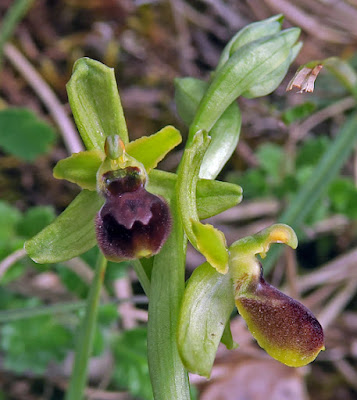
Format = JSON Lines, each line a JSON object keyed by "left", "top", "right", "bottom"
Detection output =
{"left": 147, "top": 195, "right": 190, "bottom": 400}
{"left": 65, "top": 252, "right": 108, "bottom": 400}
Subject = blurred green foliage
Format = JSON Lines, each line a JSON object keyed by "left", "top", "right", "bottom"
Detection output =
{"left": 0, "top": 108, "right": 56, "bottom": 161}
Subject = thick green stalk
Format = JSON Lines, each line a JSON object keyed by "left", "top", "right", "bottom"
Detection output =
{"left": 147, "top": 195, "right": 190, "bottom": 400}
{"left": 0, "top": 0, "right": 35, "bottom": 67}
{"left": 263, "top": 113, "right": 357, "bottom": 272}
{"left": 65, "top": 253, "right": 108, "bottom": 400}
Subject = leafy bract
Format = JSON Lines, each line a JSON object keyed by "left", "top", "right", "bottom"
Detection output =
{"left": 177, "top": 262, "right": 235, "bottom": 377}
{"left": 189, "top": 28, "right": 300, "bottom": 140}
{"left": 0, "top": 108, "right": 55, "bottom": 161}
{"left": 175, "top": 77, "right": 241, "bottom": 179}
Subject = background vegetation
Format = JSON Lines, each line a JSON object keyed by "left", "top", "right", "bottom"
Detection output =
{"left": 0, "top": 1, "right": 356, "bottom": 399}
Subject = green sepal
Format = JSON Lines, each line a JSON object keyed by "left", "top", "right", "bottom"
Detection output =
{"left": 177, "top": 262, "right": 235, "bottom": 378}
{"left": 189, "top": 28, "right": 300, "bottom": 140}
{"left": 148, "top": 170, "right": 242, "bottom": 219}
{"left": 221, "top": 321, "right": 238, "bottom": 350}
{"left": 25, "top": 190, "right": 104, "bottom": 264}
{"left": 67, "top": 57, "right": 129, "bottom": 150}
{"left": 53, "top": 150, "right": 104, "bottom": 190}
{"left": 216, "top": 14, "right": 284, "bottom": 71}
{"left": 196, "top": 178, "right": 242, "bottom": 219}
{"left": 177, "top": 130, "right": 229, "bottom": 273}
{"left": 126, "top": 126, "right": 182, "bottom": 172}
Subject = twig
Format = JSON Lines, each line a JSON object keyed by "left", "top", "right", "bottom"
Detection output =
{"left": 318, "top": 280, "right": 357, "bottom": 329}
{"left": 290, "top": 97, "right": 355, "bottom": 144}
{"left": 296, "top": 247, "right": 357, "bottom": 292}
{"left": 169, "top": 0, "right": 197, "bottom": 76}
{"left": 0, "top": 248, "right": 27, "bottom": 280}
{"left": 4, "top": 43, "right": 83, "bottom": 154}
{"left": 334, "top": 359, "right": 357, "bottom": 390}
{"left": 114, "top": 277, "right": 137, "bottom": 329}
{"left": 64, "top": 258, "right": 110, "bottom": 300}
{"left": 263, "top": 0, "right": 351, "bottom": 43}
{"left": 208, "top": 199, "right": 279, "bottom": 224}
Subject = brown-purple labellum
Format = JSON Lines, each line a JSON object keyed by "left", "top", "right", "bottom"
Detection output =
{"left": 235, "top": 266, "right": 324, "bottom": 367}
{"left": 96, "top": 167, "right": 171, "bottom": 261}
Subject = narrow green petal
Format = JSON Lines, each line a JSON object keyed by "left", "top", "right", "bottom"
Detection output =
{"left": 126, "top": 126, "right": 182, "bottom": 172}
{"left": 25, "top": 190, "right": 104, "bottom": 263}
{"left": 53, "top": 150, "right": 104, "bottom": 190}
{"left": 67, "top": 58, "right": 128, "bottom": 150}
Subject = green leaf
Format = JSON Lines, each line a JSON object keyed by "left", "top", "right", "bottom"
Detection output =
{"left": 296, "top": 137, "right": 330, "bottom": 168}
{"left": 25, "top": 190, "right": 104, "bottom": 263}
{"left": 0, "top": 201, "right": 21, "bottom": 241}
{"left": 329, "top": 177, "right": 357, "bottom": 218}
{"left": 177, "top": 262, "right": 235, "bottom": 377}
{"left": 282, "top": 102, "right": 316, "bottom": 125}
{"left": 256, "top": 143, "right": 284, "bottom": 183}
{"left": 0, "top": 314, "right": 72, "bottom": 374}
{"left": 67, "top": 58, "right": 128, "bottom": 150}
{"left": 126, "top": 125, "right": 182, "bottom": 172}
{"left": 177, "top": 130, "right": 228, "bottom": 273}
{"left": 0, "top": 108, "right": 56, "bottom": 161}
{"left": 189, "top": 29, "right": 300, "bottom": 140}
{"left": 112, "top": 328, "right": 153, "bottom": 400}
{"left": 53, "top": 150, "right": 104, "bottom": 190}
{"left": 16, "top": 206, "right": 56, "bottom": 238}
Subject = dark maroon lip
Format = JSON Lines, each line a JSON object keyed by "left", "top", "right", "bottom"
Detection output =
{"left": 96, "top": 181, "right": 171, "bottom": 261}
